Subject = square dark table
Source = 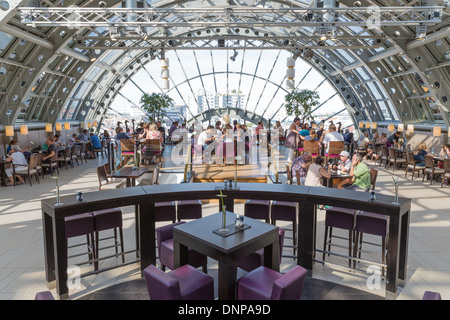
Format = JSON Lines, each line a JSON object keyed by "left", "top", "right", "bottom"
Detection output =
{"left": 109, "top": 166, "right": 153, "bottom": 187}
{"left": 173, "top": 211, "right": 279, "bottom": 300}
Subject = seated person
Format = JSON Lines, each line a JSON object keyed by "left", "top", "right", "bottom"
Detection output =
{"left": 68, "top": 133, "right": 79, "bottom": 146}
{"left": 88, "top": 133, "right": 101, "bottom": 158}
{"left": 357, "top": 132, "right": 370, "bottom": 152}
{"left": 291, "top": 152, "right": 312, "bottom": 185}
{"left": 7, "top": 139, "right": 31, "bottom": 157}
{"left": 304, "top": 156, "right": 331, "bottom": 187}
{"left": 53, "top": 135, "right": 65, "bottom": 148}
{"left": 346, "top": 153, "right": 371, "bottom": 191}
{"left": 440, "top": 144, "right": 450, "bottom": 159}
{"left": 330, "top": 151, "right": 353, "bottom": 189}
{"left": 115, "top": 127, "right": 131, "bottom": 140}
{"left": 77, "top": 129, "right": 91, "bottom": 146}
{"left": 4, "top": 145, "right": 27, "bottom": 185}
{"left": 413, "top": 142, "right": 428, "bottom": 166}
{"left": 41, "top": 137, "right": 57, "bottom": 174}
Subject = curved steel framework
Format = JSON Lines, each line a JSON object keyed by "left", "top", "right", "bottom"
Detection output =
{"left": 0, "top": 0, "right": 448, "bottom": 133}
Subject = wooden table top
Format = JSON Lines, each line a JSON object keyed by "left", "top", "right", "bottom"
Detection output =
{"left": 174, "top": 212, "right": 278, "bottom": 254}
{"left": 109, "top": 166, "right": 153, "bottom": 179}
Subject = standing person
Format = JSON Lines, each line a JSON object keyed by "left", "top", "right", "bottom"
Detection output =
{"left": 156, "top": 121, "right": 165, "bottom": 144}
{"left": 4, "top": 145, "right": 27, "bottom": 185}
{"left": 285, "top": 117, "right": 305, "bottom": 163}
{"left": 386, "top": 131, "right": 401, "bottom": 148}
{"left": 316, "top": 123, "right": 325, "bottom": 141}
{"left": 304, "top": 156, "right": 331, "bottom": 187}
{"left": 346, "top": 153, "right": 371, "bottom": 191}
{"left": 291, "top": 152, "right": 312, "bottom": 185}
{"left": 255, "top": 121, "right": 263, "bottom": 144}
{"left": 322, "top": 124, "right": 344, "bottom": 155}
{"left": 168, "top": 121, "right": 179, "bottom": 142}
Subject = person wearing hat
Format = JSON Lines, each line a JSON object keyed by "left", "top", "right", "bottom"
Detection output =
{"left": 330, "top": 150, "right": 353, "bottom": 189}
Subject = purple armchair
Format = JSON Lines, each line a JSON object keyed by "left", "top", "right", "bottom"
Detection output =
{"left": 422, "top": 291, "right": 442, "bottom": 300}
{"left": 157, "top": 222, "right": 208, "bottom": 273}
{"left": 35, "top": 291, "right": 55, "bottom": 300}
{"left": 144, "top": 264, "right": 214, "bottom": 300}
{"left": 235, "top": 228, "right": 285, "bottom": 272}
{"left": 237, "top": 265, "right": 307, "bottom": 300}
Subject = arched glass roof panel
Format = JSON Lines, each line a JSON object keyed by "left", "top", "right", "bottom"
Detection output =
{"left": 108, "top": 48, "right": 352, "bottom": 126}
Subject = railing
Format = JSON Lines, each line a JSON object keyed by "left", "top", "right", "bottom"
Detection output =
{"left": 41, "top": 183, "right": 411, "bottom": 300}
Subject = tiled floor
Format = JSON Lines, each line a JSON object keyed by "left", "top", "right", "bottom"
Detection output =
{"left": 0, "top": 144, "right": 448, "bottom": 300}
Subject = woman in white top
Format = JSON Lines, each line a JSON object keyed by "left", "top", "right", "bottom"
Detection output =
{"left": 304, "top": 156, "right": 331, "bottom": 187}
{"left": 5, "top": 145, "right": 28, "bottom": 185}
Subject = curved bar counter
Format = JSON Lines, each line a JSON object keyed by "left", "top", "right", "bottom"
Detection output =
{"left": 41, "top": 183, "right": 411, "bottom": 300}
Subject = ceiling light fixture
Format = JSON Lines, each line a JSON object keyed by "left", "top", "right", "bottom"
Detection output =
{"left": 230, "top": 49, "right": 238, "bottom": 61}
{"left": 109, "top": 26, "right": 119, "bottom": 41}
{"left": 416, "top": 23, "right": 427, "bottom": 40}
{"left": 318, "top": 25, "right": 328, "bottom": 41}
{"left": 303, "top": 49, "right": 314, "bottom": 61}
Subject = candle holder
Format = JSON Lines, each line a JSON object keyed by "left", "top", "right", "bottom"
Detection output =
{"left": 52, "top": 175, "right": 63, "bottom": 206}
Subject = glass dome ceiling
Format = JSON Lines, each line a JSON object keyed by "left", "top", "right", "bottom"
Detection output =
{"left": 0, "top": 0, "right": 448, "bottom": 131}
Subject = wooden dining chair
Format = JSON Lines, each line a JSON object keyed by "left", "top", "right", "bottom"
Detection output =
{"left": 441, "top": 159, "right": 450, "bottom": 188}
{"left": 422, "top": 156, "right": 444, "bottom": 185}
{"left": 326, "top": 141, "right": 345, "bottom": 163}
{"left": 405, "top": 152, "right": 425, "bottom": 180}
{"left": 387, "top": 148, "right": 406, "bottom": 171}
{"left": 41, "top": 152, "right": 59, "bottom": 176}
{"left": 142, "top": 139, "right": 162, "bottom": 164}
{"left": 120, "top": 139, "right": 136, "bottom": 166}
{"left": 13, "top": 154, "right": 41, "bottom": 186}
{"left": 57, "top": 147, "right": 72, "bottom": 170}
{"left": 302, "top": 140, "right": 320, "bottom": 161}
{"left": 71, "top": 144, "right": 80, "bottom": 166}
{"left": 286, "top": 164, "right": 293, "bottom": 185}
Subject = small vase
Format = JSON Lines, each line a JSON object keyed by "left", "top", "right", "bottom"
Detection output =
{"left": 218, "top": 205, "right": 229, "bottom": 234}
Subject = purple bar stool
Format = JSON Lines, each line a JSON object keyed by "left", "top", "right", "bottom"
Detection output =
{"left": 144, "top": 264, "right": 214, "bottom": 300}
{"left": 177, "top": 200, "right": 202, "bottom": 221}
{"left": 244, "top": 200, "right": 271, "bottom": 223}
{"left": 271, "top": 201, "right": 298, "bottom": 258}
{"left": 237, "top": 265, "right": 307, "bottom": 300}
{"left": 422, "top": 291, "right": 442, "bottom": 300}
{"left": 353, "top": 211, "right": 389, "bottom": 275}
{"left": 65, "top": 212, "right": 96, "bottom": 267}
{"left": 157, "top": 222, "right": 208, "bottom": 273}
{"left": 323, "top": 207, "right": 357, "bottom": 268}
{"left": 35, "top": 291, "right": 55, "bottom": 300}
{"left": 155, "top": 201, "right": 176, "bottom": 223}
{"left": 235, "top": 228, "right": 285, "bottom": 272}
{"left": 90, "top": 207, "right": 124, "bottom": 271}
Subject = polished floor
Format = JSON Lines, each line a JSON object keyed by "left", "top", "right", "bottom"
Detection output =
{"left": 0, "top": 144, "right": 448, "bottom": 300}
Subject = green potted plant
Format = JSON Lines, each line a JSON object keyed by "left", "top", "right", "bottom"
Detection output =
{"left": 284, "top": 88, "right": 320, "bottom": 123}
{"left": 140, "top": 92, "right": 173, "bottom": 122}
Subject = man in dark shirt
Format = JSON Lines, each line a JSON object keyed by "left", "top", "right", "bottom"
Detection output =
{"left": 156, "top": 121, "right": 165, "bottom": 144}
{"left": 115, "top": 127, "right": 131, "bottom": 140}
{"left": 41, "top": 137, "right": 57, "bottom": 174}
{"left": 386, "top": 131, "right": 401, "bottom": 148}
